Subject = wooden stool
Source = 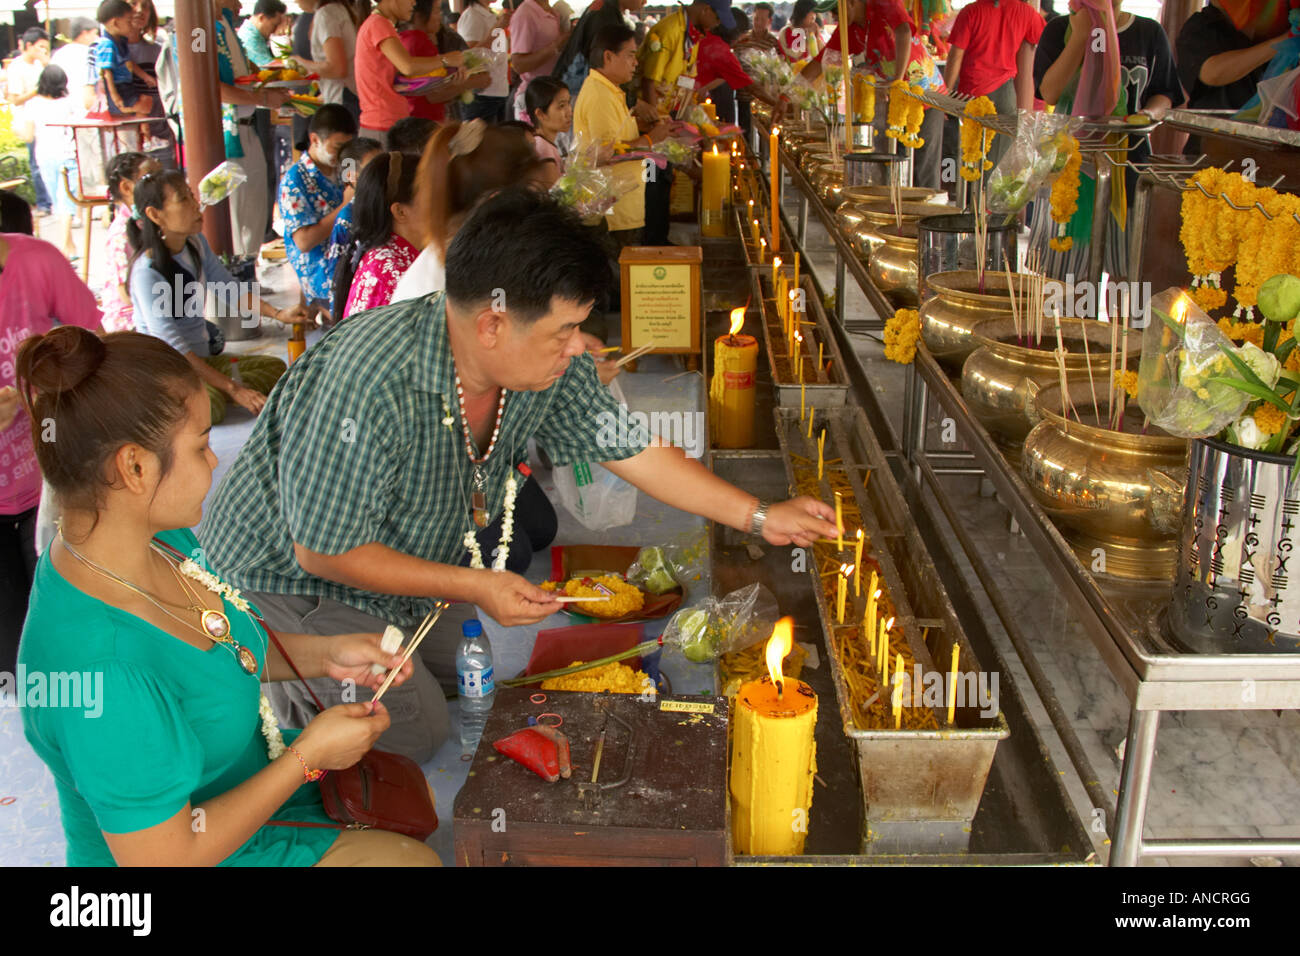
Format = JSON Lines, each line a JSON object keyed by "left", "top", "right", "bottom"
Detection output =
{"left": 61, "top": 166, "right": 111, "bottom": 283}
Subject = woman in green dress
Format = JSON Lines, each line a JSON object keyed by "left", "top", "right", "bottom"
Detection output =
{"left": 16, "top": 326, "right": 437, "bottom": 867}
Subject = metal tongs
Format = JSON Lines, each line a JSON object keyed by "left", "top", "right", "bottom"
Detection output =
{"left": 577, "top": 700, "right": 636, "bottom": 810}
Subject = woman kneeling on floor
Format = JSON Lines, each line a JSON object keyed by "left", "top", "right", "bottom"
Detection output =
{"left": 16, "top": 327, "right": 439, "bottom": 867}
{"left": 128, "top": 169, "right": 307, "bottom": 423}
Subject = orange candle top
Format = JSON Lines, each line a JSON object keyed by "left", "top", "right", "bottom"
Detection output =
{"left": 737, "top": 675, "right": 816, "bottom": 719}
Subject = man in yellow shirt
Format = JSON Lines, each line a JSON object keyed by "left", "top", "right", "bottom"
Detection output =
{"left": 574, "top": 24, "right": 671, "bottom": 318}
{"left": 636, "top": 0, "right": 728, "bottom": 243}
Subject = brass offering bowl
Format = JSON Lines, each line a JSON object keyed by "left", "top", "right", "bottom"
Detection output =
{"left": 800, "top": 147, "right": 836, "bottom": 177}
{"left": 1022, "top": 381, "right": 1189, "bottom": 580}
{"left": 920, "top": 271, "right": 1019, "bottom": 373}
{"left": 867, "top": 223, "right": 920, "bottom": 306}
{"left": 961, "top": 316, "right": 1137, "bottom": 463}
{"left": 851, "top": 200, "right": 955, "bottom": 262}
{"left": 840, "top": 185, "right": 947, "bottom": 207}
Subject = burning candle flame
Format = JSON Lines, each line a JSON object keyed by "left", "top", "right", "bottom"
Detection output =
{"left": 765, "top": 616, "right": 795, "bottom": 688}
{"left": 712, "top": 143, "right": 719, "bottom": 156}
{"left": 729, "top": 307, "right": 746, "bottom": 336}
{"left": 841, "top": 562, "right": 854, "bottom": 578}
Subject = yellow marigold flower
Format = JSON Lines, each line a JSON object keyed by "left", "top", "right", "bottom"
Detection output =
{"left": 1196, "top": 387, "right": 1211, "bottom": 399}
{"left": 1113, "top": 369, "right": 1139, "bottom": 397}
{"left": 884, "top": 308, "right": 921, "bottom": 364}
{"left": 1253, "top": 402, "right": 1288, "bottom": 436}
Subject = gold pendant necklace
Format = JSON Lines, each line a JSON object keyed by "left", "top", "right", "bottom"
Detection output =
{"left": 61, "top": 536, "right": 258, "bottom": 675}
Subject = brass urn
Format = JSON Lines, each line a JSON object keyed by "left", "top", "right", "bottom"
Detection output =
{"left": 1021, "top": 381, "right": 1189, "bottom": 580}
{"left": 851, "top": 200, "right": 955, "bottom": 263}
{"left": 867, "top": 224, "right": 920, "bottom": 306}
{"left": 919, "top": 271, "right": 1019, "bottom": 373}
{"left": 961, "top": 317, "right": 1136, "bottom": 463}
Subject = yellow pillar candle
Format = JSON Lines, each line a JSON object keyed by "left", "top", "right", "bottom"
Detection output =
{"left": 769, "top": 126, "right": 781, "bottom": 255}
{"left": 880, "top": 631, "right": 889, "bottom": 686}
{"left": 854, "top": 531, "right": 864, "bottom": 594}
{"left": 730, "top": 618, "right": 817, "bottom": 856}
{"left": 702, "top": 98, "right": 718, "bottom": 123}
{"left": 709, "top": 307, "right": 758, "bottom": 449}
{"left": 836, "top": 564, "right": 847, "bottom": 624}
{"left": 701, "top": 143, "right": 729, "bottom": 237}
{"left": 865, "top": 580, "right": 879, "bottom": 641}
{"left": 750, "top": 218, "right": 760, "bottom": 249}
{"left": 835, "top": 491, "right": 843, "bottom": 550}
{"left": 759, "top": 237, "right": 766, "bottom": 263}
{"left": 947, "top": 644, "right": 960, "bottom": 725}
{"left": 864, "top": 607, "right": 876, "bottom": 657}
{"left": 772, "top": 256, "right": 781, "bottom": 295}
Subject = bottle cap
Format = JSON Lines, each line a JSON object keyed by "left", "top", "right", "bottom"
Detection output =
{"left": 462, "top": 619, "right": 483, "bottom": 638}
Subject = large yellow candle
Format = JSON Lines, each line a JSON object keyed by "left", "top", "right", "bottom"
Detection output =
{"left": 709, "top": 307, "right": 758, "bottom": 448}
{"left": 769, "top": 127, "right": 781, "bottom": 255}
{"left": 701, "top": 98, "right": 718, "bottom": 123}
{"left": 731, "top": 618, "right": 817, "bottom": 856}
{"left": 701, "top": 144, "right": 728, "bottom": 237}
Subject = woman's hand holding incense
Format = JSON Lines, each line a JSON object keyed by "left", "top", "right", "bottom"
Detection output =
{"left": 294, "top": 702, "right": 391, "bottom": 771}
{"left": 322, "top": 632, "right": 413, "bottom": 691}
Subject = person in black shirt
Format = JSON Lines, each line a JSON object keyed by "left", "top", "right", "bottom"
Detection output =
{"left": 1176, "top": 0, "right": 1287, "bottom": 153}
{"left": 553, "top": 0, "right": 649, "bottom": 114}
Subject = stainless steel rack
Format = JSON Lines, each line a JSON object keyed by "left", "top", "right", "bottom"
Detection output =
{"left": 766, "top": 132, "right": 1300, "bottom": 866}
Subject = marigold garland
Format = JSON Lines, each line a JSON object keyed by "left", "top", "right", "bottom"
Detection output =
{"left": 885, "top": 82, "right": 926, "bottom": 148}
{"left": 959, "top": 95, "right": 996, "bottom": 182}
{"left": 1048, "top": 134, "right": 1081, "bottom": 252}
{"left": 884, "top": 307, "right": 921, "bottom": 364}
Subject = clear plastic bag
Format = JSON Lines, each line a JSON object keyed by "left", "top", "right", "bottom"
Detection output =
{"left": 550, "top": 378, "right": 638, "bottom": 529}
{"left": 1136, "top": 288, "right": 1257, "bottom": 438}
{"left": 550, "top": 135, "right": 640, "bottom": 220}
{"left": 660, "top": 583, "right": 780, "bottom": 664}
{"left": 626, "top": 546, "right": 683, "bottom": 595}
{"left": 987, "top": 111, "right": 1081, "bottom": 214}
{"left": 198, "top": 161, "right": 247, "bottom": 210}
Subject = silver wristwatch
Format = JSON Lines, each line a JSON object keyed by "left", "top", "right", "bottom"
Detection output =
{"left": 748, "top": 499, "right": 770, "bottom": 537}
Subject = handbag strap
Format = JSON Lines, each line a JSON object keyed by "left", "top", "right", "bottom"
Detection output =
{"left": 150, "top": 536, "right": 329, "bottom": 713}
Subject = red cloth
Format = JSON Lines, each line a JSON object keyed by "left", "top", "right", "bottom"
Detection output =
{"left": 695, "top": 33, "right": 753, "bottom": 90}
{"left": 946, "top": 0, "right": 1045, "bottom": 97}
{"left": 399, "top": 29, "right": 446, "bottom": 123}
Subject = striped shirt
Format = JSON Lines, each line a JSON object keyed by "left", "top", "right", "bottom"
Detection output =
{"left": 201, "top": 293, "right": 645, "bottom": 626}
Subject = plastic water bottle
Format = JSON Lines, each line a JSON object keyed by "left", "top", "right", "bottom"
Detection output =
{"left": 456, "top": 619, "right": 495, "bottom": 753}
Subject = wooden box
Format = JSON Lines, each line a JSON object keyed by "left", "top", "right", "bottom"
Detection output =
{"left": 618, "top": 246, "right": 702, "bottom": 357}
{"left": 453, "top": 688, "right": 730, "bottom": 866}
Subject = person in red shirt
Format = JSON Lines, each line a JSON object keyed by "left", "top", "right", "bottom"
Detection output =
{"left": 801, "top": 0, "right": 947, "bottom": 190}
{"left": 399, "top": 0, "right": 490, "bottom": 123}
{"left": 695, "top": 24, "right": 780, "bottom": 122}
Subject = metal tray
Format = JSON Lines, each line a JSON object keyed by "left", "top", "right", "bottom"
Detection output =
{"left": 751, "top": 268, "right": 850, "bottom": 409}
{"left": 773, "top": 405, "right": 1008, "bottom": 852}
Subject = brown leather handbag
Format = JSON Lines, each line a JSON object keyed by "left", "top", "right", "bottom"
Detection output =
{"left": 262, "top": 622, "right": 440, "bottom": 841}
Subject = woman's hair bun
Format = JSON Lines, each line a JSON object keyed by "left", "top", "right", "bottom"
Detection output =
{"left": 16, "top": 326, "right": 108, "bottom": 399}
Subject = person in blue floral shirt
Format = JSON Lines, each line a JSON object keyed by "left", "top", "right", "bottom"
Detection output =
{"left": 279, "top": 103, "right": 357, "bottom": 314}
{"left": 237, "top": 0, "right": 288, "bottom": 69}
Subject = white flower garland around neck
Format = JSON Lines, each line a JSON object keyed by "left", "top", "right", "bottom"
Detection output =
{"left": 444, "top": 396, "right": 520, "bottom": 572}
{"left": 175, "top": 553, "right": 285, "bottom": 760}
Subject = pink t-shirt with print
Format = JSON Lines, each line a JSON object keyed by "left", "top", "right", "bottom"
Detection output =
{"left": 0, "top": 233, "right": 103, "bottom": 515}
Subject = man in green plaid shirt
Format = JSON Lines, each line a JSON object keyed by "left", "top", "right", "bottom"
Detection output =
{"left": 202, "top": 189, "right": 838, "bottom": 761}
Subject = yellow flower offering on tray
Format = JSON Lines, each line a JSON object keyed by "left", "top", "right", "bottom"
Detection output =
{"left": 541, "top": 660, "right": 654, "bottom": 694}
{"left": 544, "top": 574, "right": 646, "bottom": 618}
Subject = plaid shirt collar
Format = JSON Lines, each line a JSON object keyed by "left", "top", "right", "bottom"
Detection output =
{"left": 411, "top": 292, "right": 457, "bottom": 399}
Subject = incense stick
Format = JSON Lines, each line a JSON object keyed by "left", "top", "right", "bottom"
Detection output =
{"left": 615, "top": 342, "right": 656, "bottom": 368}
{"left": 370, "top": 602, "right": 448, "bottom": 708}
{"left": 1078, "top": 316, "right": 1100, "bottom": 426}
{"left": 551, "top": 595, "right": 612, "bottom": 603}
{"left": 1117, "top": 307, "right": 1131, "bottom": 432}
{"left": 1002, "top": 262, "right": 1022, "bottom": 343}
{"left": 1108, "top": 310, "right": 1119, "bottom": 430}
